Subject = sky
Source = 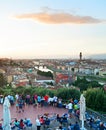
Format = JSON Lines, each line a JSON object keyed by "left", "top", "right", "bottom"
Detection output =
{"left": 0, "top": 0, "right": 106, "bottom": 59}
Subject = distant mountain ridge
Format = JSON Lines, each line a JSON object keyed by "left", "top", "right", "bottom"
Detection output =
{"left": 89, "top": 54, "right": 106, "bottom": 59}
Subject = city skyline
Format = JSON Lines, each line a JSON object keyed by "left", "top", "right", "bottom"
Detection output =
{"left": 0, "top": 0, "right": 106, "bottom": 59}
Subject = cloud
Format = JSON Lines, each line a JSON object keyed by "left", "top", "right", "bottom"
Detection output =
{"left": 14, "top": 8, "right": 104, "bottom": 24}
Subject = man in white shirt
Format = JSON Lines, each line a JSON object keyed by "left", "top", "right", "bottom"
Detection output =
{"left": 67, "top": 102, "right": 73, "bottom": 114}
{"left": 36, "top": 118, "right": 41, "bottom": 130}
{"left": 15, "top": 93, "right": 19, "bottom": 100}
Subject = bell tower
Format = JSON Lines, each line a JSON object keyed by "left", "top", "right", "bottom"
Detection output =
{"left": 79, "top": 52, "right": 82, "bottom": 61}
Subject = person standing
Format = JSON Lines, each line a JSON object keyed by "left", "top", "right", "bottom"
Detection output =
{"left": 15, "top": 99, "right": 19, "bottom": 112}
{"left": 15, "top": 93, "right": 19, "bottom": 101}
{"left": 36, "top": 117, "right": 41, "bottom": 130}
{"left": 67, "top": 101, "right": 73, "bottom": 114}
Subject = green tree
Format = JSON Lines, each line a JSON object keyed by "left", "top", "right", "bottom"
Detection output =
{"left": 57, "top": 88, "right": 80, "bottom": 102}
{"left": 37, "top": 70, "right": 53, "bottom": 79}
{"left": 77, "top": 82, "right": 88, "bottom": 92}
{"left": 85, "top": 88, "right": 106, "bottom": 112}
{"left": 94, "top": 89, "right": 104, "bottom": 111}
{"left": 74, "top": 76, "right": 102, "bottom": 91}
{"left": 89, "top": 81, "right": 102, "bottom": 88}
{"left": 102, "top": 95, "right": 106, "bottom": 111}
{"left": 0, "top": 73, "right": 7, "bottom": 88}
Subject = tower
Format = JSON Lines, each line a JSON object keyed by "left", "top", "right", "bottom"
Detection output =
{"left": 79, "top": 52, "right": 82, "bottom": 61}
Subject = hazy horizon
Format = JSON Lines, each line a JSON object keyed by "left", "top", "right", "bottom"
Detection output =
{"left": 0, "top": 0, "right": 106, "bottom": 59}
{"left": 0, "top": 53, "right": 106, "bottom": 60}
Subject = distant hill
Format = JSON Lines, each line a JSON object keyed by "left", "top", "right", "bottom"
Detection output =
{"left": 89, "top": 54, "right": 106, "bottom": 59}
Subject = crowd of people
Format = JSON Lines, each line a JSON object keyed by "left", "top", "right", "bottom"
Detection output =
{"left": 0, "top": 94, "right": 106, "bottom": 130}
{"left": 85, "top": 115, "right": 106, "bottom": 130}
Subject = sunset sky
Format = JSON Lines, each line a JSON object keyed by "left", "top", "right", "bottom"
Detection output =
{"left": 0, "top": 0, "right": 106, "bottom": 59}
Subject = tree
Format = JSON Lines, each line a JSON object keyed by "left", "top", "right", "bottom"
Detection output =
{"left": 77, "top": 82, "right": 88, "bottom": 92}
{"left": 85, "top": 88, "right": 106, "bottom": 112}
{"left": 94, "top": 89, "right": 104, "bottom": 111}
{"left": 37, "top": 70, "right": 53, "bottom": 79}
{"left": 57, "top": 88, "right": 81, "bottom": 102}
{"left": 102, "top": 95, "right": 106, "bottom": 111}
{"left": 0, "top": 73, "right": 7, "bottom": 88}
{"left": 89, "top": 81, "right": 102, "bottom": 88}
{"left": 74, "top": 76, "right": 102, "bottom": 91}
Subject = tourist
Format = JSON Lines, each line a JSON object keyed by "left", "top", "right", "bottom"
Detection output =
{"left": 68, "top": 123, "right": 74, "bottom": 130}
{"left": 37, "top": 95, "right": 41, "bottom": 107}
{"left": 89, "top": 117, "right": 94, "bottom": 128}
{"left": 41, "top": 96, "right": 44, "bottom": 107}
{"left": 48, "top": 97, "right": 53, "bottom": 106}
{"left": 14, "top": 118, "right": 19, "bottom": 127}
{"left": 56, "top": 114, "right": 62, "bottom": 124}
{"left": 39, "top": 116, "right": 44, "bottom": 125}
{"left": 15, "top": 93, "right": 19, "bottom": 101}
{"left": 26, "top": 94, "right": 30, "bottom": 105}
{"left": 10, "top": 95, "right": 14, "bottom": 105}
{"left": 53, "top": 96, "right": 58, "bottom": 107}
{"left": 15, "top": 99, "right": 19, "bottom": 112}
{"left": 95, "top": 116, "right": 101, "bottom": 124}
{"left": 99, "top": 122, "right": 106, "bottom": 130}
{"left": 36, "top": 117, "right": 41, "bottom": 130}
{"left": 44, "top": 95, "right": 49, "bottom": 106}
{"left": 18, "top": 97, "right": 24, "bottom": 113}
{"left": 66, "top": 101, "right": 73, "bottom": 116}
{"left": 0, "top": 95, "right": 3, "bottom": 104}
{"left": 74, "top": 121, "right": 80, "bottom": 130}
{"left": 33, "top": 94, "right": 38, "bottom": 107}
{"left": 56, "top": 125, "right": 63, "bottom": 130}
{"left": 19, "top": 119, "right": 25, "bottom": 129}
{"left": 75, "top": 108, "right": 80, "bottom": 120}
{"left": 23, "top": 118, "right": 28, "bottom": 125}
{"left": 0, "top": 122, "right": 3, "bottom": 130}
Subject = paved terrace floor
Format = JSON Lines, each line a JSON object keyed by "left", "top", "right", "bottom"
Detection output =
{"left": 0, "top": 104, "right": 67, "bottom": 122}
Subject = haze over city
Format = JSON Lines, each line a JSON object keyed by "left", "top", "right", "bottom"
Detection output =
{"left": 0, "top": 0, "right": 106, "bottom": 59}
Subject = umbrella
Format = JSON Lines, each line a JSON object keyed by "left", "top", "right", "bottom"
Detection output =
{"left": 3, "top": 97, "right": 11, "bottom": 130}
{"left": 80, "top": 94, "right": 86, "bottom": 130}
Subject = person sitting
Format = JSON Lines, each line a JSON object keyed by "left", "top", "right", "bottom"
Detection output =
{"left": 39, "top": 116, "right": 45, "bottom": 125}
{"left": 0, "top": 122, "right": 3, "bottom": 130}
{"left": 74, "top": 121, "right": 80, "bottom": 130}
{"left": 19, "top": 119, "right": 25, "bottom": 129}
{"left": 61, "top": 114, "right": 68, "bottom": 125}
{"left": 68, "top": 123, "right": 74, "bottom": 130}
{"left": 56, "top": 114, "right": 62, "bottom": 124}
{"left": 99, "top": 122, "right": 106, "bottom": 130}
{"left": 44, "top": 117, "right": 50, "bottom": 127}
{"left": 14, "top": 118, "right": 20, "bottom": 127}
{"left": 95, "top": 116, "right": 101, "bottom": 124}
{"left": 75, "top": 108, "right": 80, "bottom": 119}
{"left": 89, "top": 117, "right": 94, "bottom": 128}
{"left": 57, "top": 114, "right": 60, "bottom": 121}
{"left": 23, "top": 118, "right": 28, "bottom": 125}
{"left": 56, "top": 125, "right": 63, "bottom": 130}
{"left": 25, "top": 118, "right": 32, "bottom": 128}
{"left": 58, "top": 125, "right": 63, "bottom": 130}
